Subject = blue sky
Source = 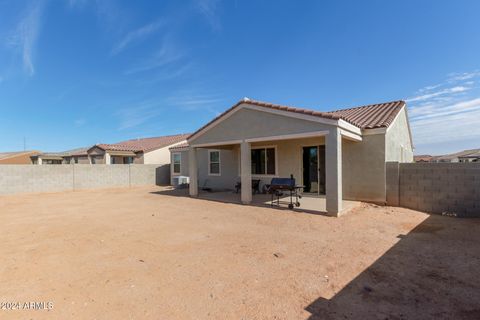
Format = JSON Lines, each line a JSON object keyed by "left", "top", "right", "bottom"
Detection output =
{"left": 1, "top": 0, "right": 480, "bottom": 155}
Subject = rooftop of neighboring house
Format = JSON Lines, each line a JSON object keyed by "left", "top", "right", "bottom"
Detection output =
{"left": 32, "top": 147, "right": 90, "bottom": 158}
{"left": 433, "top": 148, "right": 480, "bottom": 161}
{"left": 95, "top": 133, "right": 191, "bottom": 153}
{"left": 414, "top": 155, "right": 433, "bottom": 162}
{"left": 0, "top": 151, "right": 39, "bottom": 160}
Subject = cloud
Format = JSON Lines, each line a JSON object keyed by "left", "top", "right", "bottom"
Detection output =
{"left": 116, "top": 100, "right": 166, "bottom": 130}
{"left": 408, "top": 71, "right": 480, "bottom": 149}
{"left": 407, "top": 86, "right": 471, "bottom": 103}
{"left": 74, "top": 118, "right": 86, "bottom": 127}
{"left": 6, "top": 1, "right": 45, "bottom": 76}
{"left": 111, "top": 19, "right": 165, "bottom": 55}
{"left": 195, "top": 0, "right": 221, "bottom": 31}
{"left": 124, "top": 37, "right": 184, "bottom": 74}
{"left": 115, "top": 92, "right": 223, "bottom": 130}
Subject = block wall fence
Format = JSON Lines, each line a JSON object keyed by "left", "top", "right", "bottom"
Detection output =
{"left": 386, "top": 162, "right": 480, "bottom": 217}
{"left": 0, "top": 164, "right": 168, "bottom": 195}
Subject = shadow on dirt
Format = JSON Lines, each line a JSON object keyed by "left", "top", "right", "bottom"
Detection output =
{"left": 305, "top": 214, "right": 480, "bottom": 319}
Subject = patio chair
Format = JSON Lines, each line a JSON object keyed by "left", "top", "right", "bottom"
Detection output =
{"left": 235, "top": 179, "right": 261, "bottom": 194}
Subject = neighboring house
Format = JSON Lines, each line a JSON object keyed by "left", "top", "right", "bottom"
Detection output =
{"left": 457, "top": 150, "right": 480, "bottom": 163}
{"left": 431, "top": 148, "right": 480, "bottom": 163}
{"left": 88, "top": 134, "right": 190, "bottom": 165}
{"left": 31, "top": 134, "right": 189, "bottom": 166}
{"left": 31, "top": 148, "right": 89, "bottom": 165}
{"left": 170, "top": 98, "right": 414, "bottom": 216}
{"left": 0, "top": 151, "right": 39, "bottom": 164}
{"left": 414, "top": 155, "right": 433, "bottom": 163}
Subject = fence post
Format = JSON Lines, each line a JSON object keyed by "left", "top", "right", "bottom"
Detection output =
{"left": 386, "top": 162, "right": 400, "bottom": 206}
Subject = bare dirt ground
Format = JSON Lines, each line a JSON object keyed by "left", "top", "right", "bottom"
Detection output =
{"left": 0, "top": 186, "right": 479, "bottom": 319}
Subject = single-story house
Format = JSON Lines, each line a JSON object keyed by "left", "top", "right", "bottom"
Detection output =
{"left": 88, "top": 134, "right": 189, "bottom": 165}
{"left": 0, "top": 151, "right": 40, "bottom": 164}
{"left": 170, "top": 98, "right": 414, "bottom": 216}
{"left": 31, "top": 134, "right": 189, "bottom": 166}
{"left": 430, "top": 148, "right": 480, "bottom": 163}
{"left": 31, "top": 148, "right": 90, "bottom": 165}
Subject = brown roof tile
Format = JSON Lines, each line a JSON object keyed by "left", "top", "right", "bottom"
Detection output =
{"left": 188, "top": 98, "right": 406, "bottom": 140}
{"left": 169, "top": 142, "right": 189, "bottom": 151}
{"left": 97, "top": 134, "right": 190, "bottom": 153}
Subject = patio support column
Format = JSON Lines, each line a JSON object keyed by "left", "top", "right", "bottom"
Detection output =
{"left": 189, "top": 147, "right": 198, "bottom": 197}
{"left": 105, "top": 152, "right": 111, "bottom": 165}
{"left": 326, "top": 127, "right": 343, "bottom": 216}
{"left": 240, "top": 141, "right": 252, "bottom": 204}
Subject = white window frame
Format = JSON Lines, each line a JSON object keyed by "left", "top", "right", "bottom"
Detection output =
{"left": 172, "top": 153, "right": 181, "bottom": 175}
{"left": 208, "top": 149, "right": 221, "bottom": 176}
{"left": 251, "top": 145, "right": 278, "bottom": 178}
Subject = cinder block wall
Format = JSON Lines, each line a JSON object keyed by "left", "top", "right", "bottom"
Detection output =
{"left": 0, "top": 164, "right": 162, "bottom": 195}
{"left": 386, "top": 162, "right": 480, "bottom": 217}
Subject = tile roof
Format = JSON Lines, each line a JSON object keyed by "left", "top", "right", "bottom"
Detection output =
{"left": 97, "top": 134, "right": 190, "bottom": 153}
{"left": 325, "top": 100, "right": 406, "bottom": 129}
{"left": 35, "top": 147, "right": 89, "bottom": 158}
{"left": 188, "top": 98, "right": 406, "bottom": 140}
{"left": 0, "top": 151, "right": 39, "bottom": 160}
{"left": 169, "top": 142, "right": 189, "bottom": 151}
{"left": 434, "top": 148, "right": 480, "bottom": 161}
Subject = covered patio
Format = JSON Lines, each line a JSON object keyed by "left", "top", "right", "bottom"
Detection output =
{"left": 196, "top": 189, "right": 360, "bottom": 215}
{"left": 185, "top": 99, "right": 363, "bottom": 216}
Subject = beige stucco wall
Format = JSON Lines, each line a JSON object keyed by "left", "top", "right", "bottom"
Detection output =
{"left": 342, "top": 134, "right": 387, "bottom": 203}
{"left": 170, "top": 149, "right": 190, "bottom": 185}
{"left": 189, "top": 105, "right": 333, "bottom": 145}
{"left": 144, "top": 141, "right": 186, "bottom": 164}
{"left": 385, "top": 107, "right": 414, "bottom": 162}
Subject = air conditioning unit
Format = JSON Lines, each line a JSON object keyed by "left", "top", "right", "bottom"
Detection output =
{"left": 172, "top": 176, "right": 190, "bottom": 187}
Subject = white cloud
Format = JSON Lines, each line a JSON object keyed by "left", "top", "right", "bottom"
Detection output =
{"left": 124, "top": 37, "right": 184, "bottom": 74}
{"left": 74, "top": 118, "right": 86, "bottom": 127}
{"left": 407, "top": 86, "right": 470, "bottom": 102}
{"left": 116, "top": 100, "right": 166, "bottom": 130}
{"left": 195, "top": 0, "right": 221, "bottom": 31}
{"left": 408, "top": 71, "right": 480, "bottom": 150}
{"left": 111, "top": 19, "right": 165, "bottom": 55}
{"left": 6, "top": 1, "right": 45, "bottom": 76}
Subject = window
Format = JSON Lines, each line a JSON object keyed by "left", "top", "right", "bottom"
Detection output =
{"left": 124, "top": 157, "right": 134, "bottom": 164}
{"left": 110, "top": 157, "right": 116, "bottom": 164}
{"left": 172, "top": 153, "right": 181, "bottom": 174}
{"left": 74, "top": 157, "right": 79, "bottom": 164}
{"left": 208, "top": 150, "right": 221, "bottom": 175}
{"left": 251, "top": 147, "right": 276, "bottom": 175}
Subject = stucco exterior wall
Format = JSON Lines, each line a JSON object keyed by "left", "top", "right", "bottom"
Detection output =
{"left": 144, "top": 140, "right": 187, "bottom": 165}
{"left": 385, "top": 107, "right": 414, "bottom": 162}
{"left": 342, "top": 134, "right": 387, "bottom": 203}
{"left": 196, "top": 147, "right": 239, "bottom": 190}
{"left": 190, "top": 105, "right": 333, "bottom": 145}
{"left": 170, "top": 149, "right": 189, "bottom": 185}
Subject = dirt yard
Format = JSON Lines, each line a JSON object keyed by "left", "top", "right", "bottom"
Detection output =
{"left": 0, "top": 187, "right": 479, "bottom": 319}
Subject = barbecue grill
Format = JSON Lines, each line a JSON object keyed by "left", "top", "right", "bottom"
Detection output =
{"left": 267, "top": 175, "right": 303, "bottom": 209}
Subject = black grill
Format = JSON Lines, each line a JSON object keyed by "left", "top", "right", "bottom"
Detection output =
{"left": 267, "top": 175, "right": 303, "bottom": 209}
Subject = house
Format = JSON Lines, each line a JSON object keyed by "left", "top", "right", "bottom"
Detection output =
{"left": 431, "top": 148, "right": 480, "bottom": 163}
{"left": 170, "top": 98, "right": 414, "bottom": 216}
{"left": 457, "top": 149, "right": 480, "bottom": 163}
{"left": 414, "top": 155, "right": 433, "bottom": 163}
{"left": 88, "top": 134, "right": 189, "bottom": 165}
{"left": 0, "top": 151, "right": 39, "bottom": 164}
{"left": 31, "top": 148, "right": 89, "bottom": 165}
{"left": 31, "top": 134, "right": 189, "bottom": 166}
